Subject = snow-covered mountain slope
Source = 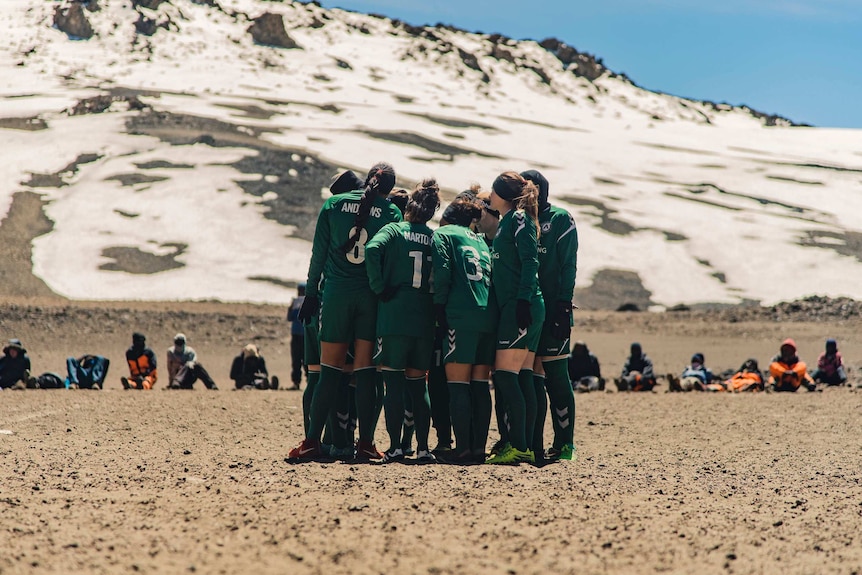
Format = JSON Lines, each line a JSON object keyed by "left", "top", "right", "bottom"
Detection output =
{"left": 2, "top": 0, "right": 861, "bottom": 308}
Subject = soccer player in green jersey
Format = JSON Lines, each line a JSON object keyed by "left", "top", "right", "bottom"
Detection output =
{"left": 432, "top": 196, "right": 496, "bottom": 464}
{"left": 289, "top": 163, "right": 402, "bottom": 461}
{"left": 485, "top": 172, "right": 545, "bottom": 465}
{"left": 522, "top": 170, "right": 578, "bottom": 462}
{"left": 366, "top": 179, "right": 440, "bottom": 463}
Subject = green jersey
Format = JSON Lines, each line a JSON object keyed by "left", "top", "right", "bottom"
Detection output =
{"left": 305, "top": 191, "right": 402, "bottom": 298}
{"left": 492, "top": 209, "right": 541, "bottom": 305}
{"left": 366, "top": 221, "right": 434, "bottom": 337}
{"left": 537, "top": 205, "right": 578, "bottom": 303}
{"left": 432, "top": 225, "right": 495, "bottom": 332}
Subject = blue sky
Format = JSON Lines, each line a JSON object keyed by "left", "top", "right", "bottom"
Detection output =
{"left": 318, "top": 0, "right": 862, "bottom": 128}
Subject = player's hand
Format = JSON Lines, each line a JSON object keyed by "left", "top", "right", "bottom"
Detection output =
{"left": 297, "top": 295, "right": 319, "bottom": 324}
{"left": 516, "top": 299, "right": 532, "bottom": 330}
{"left": 379, "top": 286, "right": 398, "bottom": 302}
{"left": 550, "top": 300, "right": 573, "bottom": 340}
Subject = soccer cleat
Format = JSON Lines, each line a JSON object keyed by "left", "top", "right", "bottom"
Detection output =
{"left": 415, "top": 450, "right": 437, "bottom": 464}
{"left": 355, "top": 440, "right": 384, "bottom": 460}
{"left": 547, "top": 444, "right": 576, "bottom": 461}
{"left": 489, "top": 440, "right": 510, "bottom": 457}
{"left": 121, "top": 377, "right": 131, "bottom": 390}
{"left": 330, "top": 445, "right": 355, "bottom": 461}
{"left": 271, "top": 376, "right": 279, "bottom": 390}
{"left": 287, "top": 438, "right": 321, "bottom": 461}
{"left": 436, "top": 449, "right": 474, "bottom": 465}
{"left": 380, "top": 448, "right": 405, "bottom": 463}
{"left": 209, "top": 384, "right": 219, "bottom": 391}
{"left": 485, "top": 446, "right": 534, "bottom": 465}
{"left": 431, "top": 442, "right": 452, "bottom": 457}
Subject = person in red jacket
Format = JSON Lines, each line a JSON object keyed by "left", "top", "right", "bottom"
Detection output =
{"left": 767, "top": 338, "right": 815, "bottom": 392}
{"left": 811, "top": 338, "right": 847, "bottom": 386}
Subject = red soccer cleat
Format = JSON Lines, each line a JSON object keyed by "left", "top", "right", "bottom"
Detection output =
{"left": 287, "top": 438, "right": 321, "bottom": 461}
{"left": 355, "top": 440, "right": 384, "bottom": 460}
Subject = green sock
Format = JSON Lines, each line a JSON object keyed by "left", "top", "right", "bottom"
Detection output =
{"left": 354, "top": 367, "right": 380, "bottom": 443}
{"left": 328, "top": 373, "right": 353, "bottom": 449}
{"left": 493, "top": 373, "right": 509, "bottom": 445}
{"left": 406, "top": 376, "right": 431, "bottom": 452}
{"left": 383, "top": 371, "right": 406, "bottom": 452}
{"left": 518, "top": 369, "right": 537, "bottom": 452}
{"left": 303, "top": 370, "right": 320, "bottom": 435}
{"left": 532, "top": 373, "right": 547, "bottom": 454}
{"left": 347, "top": 381, "right": 357, "bottom": 444}
{"left": 495, "top": 370, "right": 526, "bottom": 451}
{"left": 308, "top": 365, "right": 341, "bottom": 440}
{"left": 374, "top": 378, "right": 385, "bottom": 432}
{"left": 543, "top": 358, "right": 575, "bottom": 448}
{"left": 428, "top": 363, "right": 451, "bottom": 447}
{"left": 448, "top": 382, "right": 471, "bottom": 453}
{"left": 470, "top": 379, "right": 492, "bottom": 456}
{"left": 401, "top": 389, "right": 415, "bottom": 451}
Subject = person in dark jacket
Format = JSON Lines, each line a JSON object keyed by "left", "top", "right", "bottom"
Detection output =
{"left": 122, "top": 332, "right": 158, "bottom": 390}
{"left": 286, "top": 284, "right": 307, "bottom": 390}
{"left": 568, "top": 341, "right": 604, "bottom": 392}
{"left": 230, "top": 344, "right": 278, "bottom": 390}
{"left": 0, "top": 339, "right": 33, "bottom": 390}
{"left": 617, "top": 342, "right": 657, "bottom": 391}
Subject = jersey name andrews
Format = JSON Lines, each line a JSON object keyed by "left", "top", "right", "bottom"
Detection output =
{"left": 402, "top": 230, "right": 431, "bottom": 245}
{"left": 341, "top": 202, "right": 383, "bottom": 218}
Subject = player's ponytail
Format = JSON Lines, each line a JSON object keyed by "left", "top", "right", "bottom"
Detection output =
{"left": 405, "top": 178, "right": 441, "bottom": 224}
{"left": 341, "top": 162, "right": 396, "bottom": 254}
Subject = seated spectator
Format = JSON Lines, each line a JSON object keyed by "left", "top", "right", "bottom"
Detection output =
{"left": 667, "top": 353, "right": 715, "bottom": 392}
{"left": 568, "top": 341, "right": 604, "bottom": 392}
{"left": 66, "top": 354, "right": 110, "bottom": 390}
{"left": 811, "top": 338, "right": 847, "bottom": 386}
{"left": 721, "top": 358, "right": 764, "bottom": 392}
{"left": 767, "top": 338, "right": 815, "bottom": 392}
{"left": 0, "top": 339, "right": 34, "bottom": 390}
{"left": 122, "top": 332, "right": 158, "bottom": 390}
{"left": 616, "top": 342, "right": 657, "bottom": 391}
{"left": 230, "top": 344, "right": 279, "bottom": 390}
{"left": 166, "top": 333, "right": 218, "bottom": 390}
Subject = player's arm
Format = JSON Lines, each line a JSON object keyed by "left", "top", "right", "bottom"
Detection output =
{"left": 431, "top": 233, "right": 453, "bottom": 305}
{"left": 514, "top": 212, "right": 540, "bottom": 300}
{"left": 556, "top": 212, "right": 579, "bottom": 302}
{"left": 365, "top": 223, "right": 398, "bottom": 296}
{"left": 305, "top": 198, "right": 334, "bottom": 299}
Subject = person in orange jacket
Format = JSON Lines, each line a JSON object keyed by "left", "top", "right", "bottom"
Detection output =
{"left": 767, "top": 338, "right": 815, "bottom": 392}
{"left": 122, "top": 332, "right": 158, "bottom": 390}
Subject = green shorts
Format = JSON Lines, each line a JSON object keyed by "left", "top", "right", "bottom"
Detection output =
{"left": 496, "top": 298, "right": 544, "bottom": 352}
{"left": 443, "top": 328, "right": 496, "bottom": 366}
{"left": 319, "top": 286, "right": 378, "bottom": 343}
{"left": 374, "top": 334, "right": 435, "bottom": 371}
{"left": 537, "top": 322, "right": 571, "bottom": 358}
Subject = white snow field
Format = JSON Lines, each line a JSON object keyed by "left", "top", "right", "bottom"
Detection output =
{"left": 2, "top": 0, "right": 861, "bottom": 306}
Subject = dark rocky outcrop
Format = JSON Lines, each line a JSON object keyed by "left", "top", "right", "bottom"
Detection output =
{"left": 540, "top": 37, "right": 606, "bottom": 81}
{"left": 248, "top": 12, "right": 300, "bottom": 49}
{"left": 132, "top": 0, "right": 166, "bottom": 9}
{"left": 54, "top": 3, "right": 94, "bottom": 39}
{"left": 134, "top": 12, "right": 171, "bottom": 36}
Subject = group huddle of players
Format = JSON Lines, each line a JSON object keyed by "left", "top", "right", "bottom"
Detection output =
{"left": 288, "top": 162, "right": 578, "bottom": 465}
